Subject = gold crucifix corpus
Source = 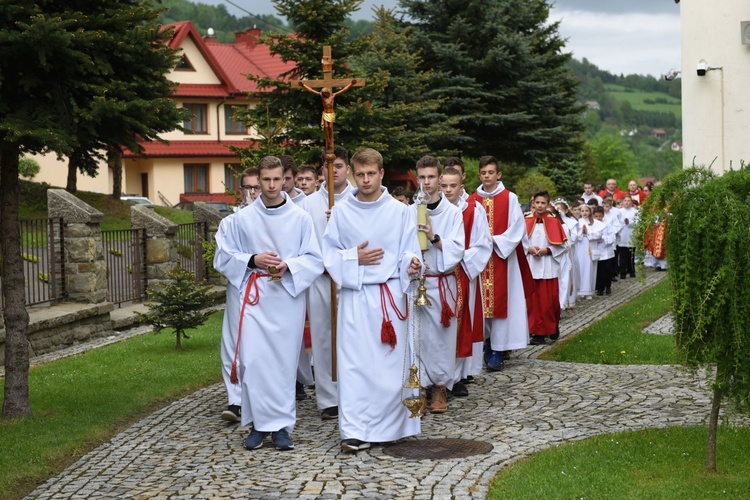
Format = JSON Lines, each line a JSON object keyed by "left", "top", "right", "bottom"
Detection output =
{"left": 291, "top": 46, "right": 365, "bottom": 382}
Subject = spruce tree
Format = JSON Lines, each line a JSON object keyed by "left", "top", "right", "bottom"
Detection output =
{"left": 239, "top": 0, "right": 365, "bottom": 164}
{"left": 346, "top": 8, "right": 459, "bottom": 169}
{"left": 401, "top": 0, "right": 584, "bottom": 170}
{"left": 0, "top": 0, "right": 182, "bottom": 418}
{"left": 138, "top": 266, "right": 214, "bottom": 350}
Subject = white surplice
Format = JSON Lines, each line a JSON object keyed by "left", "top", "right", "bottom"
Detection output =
{"left": 558, "top": 216, "right": 579, "bottom": 310}
{"left": 451, "top": 198, "right": 493, "bottom": 381}
{"left": 475, "top": 183, "right": 530, "bottom": 352}
{"left": 410, "top": 195, "right": 464, "bottom": 389}
{"left": 214, "top": 192, "right": 323, "bottom": 433}
{"left": 214, "top": 211, "right": 243, "bottom": 407}
{"left": 322, "top": 187, "right": 422, "bottom": 443}
{"left": 288, "top": 188, "right": 314, "bottom": 386}
{"left": 300, "top": 181, "right": 352, "bottom": 410}
{"left": 574, "top": 218, "right": 606, "bottom": 297}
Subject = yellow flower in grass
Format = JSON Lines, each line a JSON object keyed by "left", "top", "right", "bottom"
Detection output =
{"left": 621, "top": 350, "right": 626, "bottom": 355}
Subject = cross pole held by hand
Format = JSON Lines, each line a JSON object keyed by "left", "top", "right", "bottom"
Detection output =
{"left": 291, "top": 46, "right": 364, "bottom": 382}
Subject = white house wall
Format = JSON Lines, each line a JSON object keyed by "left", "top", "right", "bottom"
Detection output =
{"left": 681, "top": 0, "right": 750, "bottom": 172}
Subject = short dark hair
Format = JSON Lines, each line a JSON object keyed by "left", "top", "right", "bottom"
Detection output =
{"left": 533, "top": 190, "right": 550, "bottom": 202}
{"left": 478, "top": 155, "right": 498, "bottom": 169}
{"left": 592, "top": 206, "right": 605, "bottom": 215}
{"left": 241, "top": 167, "right": 259, "bottom": 179}
{"left": 587, "top": 198, "right": 599, "bottom": 206}
{"left": 443, "top": 157, "right": 464, "bottom": 173}
{"left": 298, "top": 164, "right": 317, "bottom": 176}
{"left": 416, "top": 155, "right": 440, "bottom": 171}
{"left": 584, "top": 180, "right": 594, "bottom": 187}
{"left": 258, "top": 156, "right": 283, "bottom": 173}
{"left": 321, "top": 145, "right": 349, "bottom": 166}
{"left": 391, "top": 186, "right": 406, "bottom": 197}
{"left": 279, "top": 154, "right": 297, "bottom": 176}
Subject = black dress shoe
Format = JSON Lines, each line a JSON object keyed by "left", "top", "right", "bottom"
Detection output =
{"left": 529, "top": 335, "right": 546, "bottom": 345}
{"left": 451, "top": 381, "right": 469, "bottom": 397}
{"left": 605, "top": 286, "right": 611, "bottom": 295}
{"left": 321, "top": 406, "right": 339, "bottom": 420}
{"left": 295, "top": 381, "right": 307, "bottom": 401}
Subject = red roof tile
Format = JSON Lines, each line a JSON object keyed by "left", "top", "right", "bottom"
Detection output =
{"left": 123, "top": 140, "right": 258, "bottom": 158}
{"left": 173, "top": 84, "right": 230, "bottom": 98}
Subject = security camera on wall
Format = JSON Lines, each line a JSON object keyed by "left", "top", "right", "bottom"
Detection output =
{"left": 664, "top": 69, "right": 681, "bottom": 81}
{"left": 697, "top": 59, "right": 709, "bottom": 77}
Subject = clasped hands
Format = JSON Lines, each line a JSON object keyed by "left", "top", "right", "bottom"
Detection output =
{"left": 357, "top": 241, "right": 422, "bottom": 275}
{"left": 528, "top": 245, "right": 549, "bottom": 257}
{"left": 255, "top": 251, "right": 287, "bottom": 278}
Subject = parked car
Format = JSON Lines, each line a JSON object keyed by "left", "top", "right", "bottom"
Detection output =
{"left": 173, "top": 201, "right": 233, "bottom": 217}
{"left": 120, "top": 195, "right": 154, "bottom": 206}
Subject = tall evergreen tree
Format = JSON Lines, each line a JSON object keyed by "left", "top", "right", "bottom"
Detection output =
{"left": 346, "top": 8, "right": 459, "bottom": 169}
{"left": 400, "top": 0, "right": 584, "bottom": 169}
{"left": 0, "top": 0, "right": 181, "bottom": 418}
{"left": 239, "top": 0, "right": 366, "bottom": 165}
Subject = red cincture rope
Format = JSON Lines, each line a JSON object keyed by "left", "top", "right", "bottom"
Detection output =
{"left": 230, "top": 272, "right": 270, "bottom": 384}
{"left": 379, "top": 282, "right": 408, "bottom": 349}
{"left": 426, "top": 273, "right": 457, "bottom": 327}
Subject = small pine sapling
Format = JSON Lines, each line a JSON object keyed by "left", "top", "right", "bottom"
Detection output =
{"left": 138, "top": 266, "right": 214, "bottom": 349}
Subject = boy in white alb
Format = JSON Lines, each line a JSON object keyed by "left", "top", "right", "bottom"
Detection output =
{"left": 322, "top": 148, "right": 423, "bottom": 453}
{"left": 411, "top": 156, "right": 465, "bottom": 413}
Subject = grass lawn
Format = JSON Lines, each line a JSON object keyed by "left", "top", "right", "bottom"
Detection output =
{"left": 0, "top": 312, "right": 223, "bottom": 500}
{"left": 540, "top": 278, "right": 682, "bottom": 365}
{"left": 604, "top": 83, "right": 682, "bottom": 120}
{"left": 489, "top": 425, "right": 750, "bottom": 499}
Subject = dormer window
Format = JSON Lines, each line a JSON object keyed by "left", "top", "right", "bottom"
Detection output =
{"left": 175, "top": 55, "right": 195, "bottom": 71}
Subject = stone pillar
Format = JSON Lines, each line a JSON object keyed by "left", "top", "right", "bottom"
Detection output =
{"left": 131, "top": 205, "right": 177, "bottom": 290}
{"left": 193, "top": 202, "right": 227, "bottom": 286}
{"left": 47, "top": 189, "right": 108, "bottom": 304}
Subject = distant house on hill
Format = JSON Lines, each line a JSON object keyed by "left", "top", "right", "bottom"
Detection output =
{"left": 651, "top": 128, "right": 667, "bottom": 140}
{"left": 584, "top": 100, "right": 600, "bottom": 111}
{"left": 671, "top": 142, "right": 683, "bottom": 152}
{"left": 30, "top": 21, "right": 293, "bottom": 206}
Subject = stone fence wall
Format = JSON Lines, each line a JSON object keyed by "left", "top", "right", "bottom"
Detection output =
{"left": 0, "top": 190, "right": 226, "bottom": 366}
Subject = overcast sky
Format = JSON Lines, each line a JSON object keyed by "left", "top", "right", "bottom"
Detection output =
{"left": 198, "top": 0, "right": 681, "bottom": 77}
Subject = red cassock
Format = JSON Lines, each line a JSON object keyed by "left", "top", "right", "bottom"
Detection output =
{"left": 524, "top": 213, "right": 567, "bottom": 336}
{"left": 455, "top": 201, "right": 483, "bottom": 358}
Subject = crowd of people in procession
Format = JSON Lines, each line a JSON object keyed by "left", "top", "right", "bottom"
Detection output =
{"left": 213, "top": 146, "right": 668, "bottom": 454}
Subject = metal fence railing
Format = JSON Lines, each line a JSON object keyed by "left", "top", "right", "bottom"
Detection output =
{"left": 101, "top": 228, "right": 147, "bottom": 306}
{"left": 176, "top": 222, "right": 209, "bottom": 281}
{"left": 0, "top": 218, "right": 66, "bottom": 310}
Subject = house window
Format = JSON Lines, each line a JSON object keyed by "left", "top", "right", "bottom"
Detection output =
{"left": 225, "top": 105, "right": 247, "bottom": 134}
{"left": 175, "top": 55, "right": 195, "bottom": 71}
{"left": 184, "top": 164, "right": 208, "bottom": 193}
{"left": 224, "top": 163, "right": 242, "bottom": 192}
{"left": 183, "top": 103, "right": 208, "bottom": 134}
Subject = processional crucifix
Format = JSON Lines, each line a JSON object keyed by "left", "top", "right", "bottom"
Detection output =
{"left": 291, "top": 46, "right": 365, "bottom": 381}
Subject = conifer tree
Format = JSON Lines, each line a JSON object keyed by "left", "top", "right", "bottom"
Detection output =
{"left": 239, "top": 0, "right": 365, "bottom": 164}
{"left": 0, "top": 0, "right": 181, "bottom": 418}
{"left": 138, "top": 266, "right": 214, "bottom": 350}
{"left": 345, "top": 8, "right": 459, "bottom": 168}
{"left": 401, "top": 0, "right": 584, "bottom": 169}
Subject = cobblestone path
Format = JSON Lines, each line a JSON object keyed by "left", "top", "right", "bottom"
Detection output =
{"left": 27, "top": 271, "right": 747, "bottom": 499}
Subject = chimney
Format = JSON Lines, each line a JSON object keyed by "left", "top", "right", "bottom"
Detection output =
{"left": 235, "top": 25, "right": 261, "bottom": 48}
{"left": 204, "top": 27, "right": 217, "bottom": 42}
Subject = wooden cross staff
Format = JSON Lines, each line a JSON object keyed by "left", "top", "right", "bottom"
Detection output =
{"left": 291, "top": 46, "right": 365, "bottom": 382}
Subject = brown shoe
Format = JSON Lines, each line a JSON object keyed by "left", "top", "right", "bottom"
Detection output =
{"left": 430, "top": 385, "right": 448, "bottom": 413}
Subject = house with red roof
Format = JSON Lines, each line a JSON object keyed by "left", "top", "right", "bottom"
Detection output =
{"left": 31, "top": 21, "right": 294, "bottom": 206}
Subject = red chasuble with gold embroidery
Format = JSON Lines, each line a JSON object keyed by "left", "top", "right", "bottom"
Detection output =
{"left": 468, "top": 190, "right": 534, "bottom": 319}
{"left": 455, "top": 201, "right": 483, "bottom": 358}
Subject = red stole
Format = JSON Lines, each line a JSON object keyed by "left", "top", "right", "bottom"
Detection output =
{"left": 455, "top": 201, "right": 483, "bottom": 358}
{"left": 524, "top": 212, "right": 568, "bottom": 245}
{"left": 468, "top": 189, "right": 534, "bottom": 320}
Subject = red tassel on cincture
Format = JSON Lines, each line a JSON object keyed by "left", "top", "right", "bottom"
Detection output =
{"left": 441, "top": 302, "right": 453, "bottom": 328}
{"left": 230, "top": 362, "right": 239, "bottom": 385}
{"left": 381, "top": 318, "right": 397, "bottom": 349}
